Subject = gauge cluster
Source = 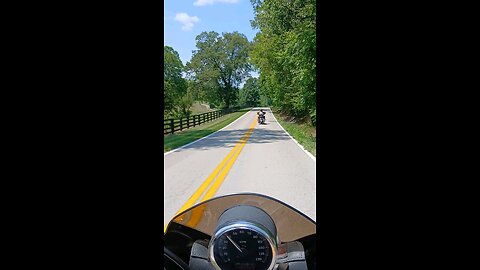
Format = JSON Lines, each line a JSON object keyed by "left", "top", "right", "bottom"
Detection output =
{"left": 186, "top": 204, "right": 309, "bottom": 270}
{"left": 208, "top": 205, "right": 278, "bottom": 270}
{"left": 210, "top": 224, "right": 276, "bottom": 270}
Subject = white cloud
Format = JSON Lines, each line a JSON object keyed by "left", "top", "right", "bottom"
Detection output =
{"left": 194, "top": 0, "right": 240, "bottom": 7}
{"left": 174, "top": 13, "right": 200, "bottom": 31}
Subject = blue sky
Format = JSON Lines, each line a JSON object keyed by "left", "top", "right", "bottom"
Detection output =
{"left": 164, "top": 0, "right": 259, "bottom": 72}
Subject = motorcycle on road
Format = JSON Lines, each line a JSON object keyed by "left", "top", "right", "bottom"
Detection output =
{"left": 164, "top": 193, "right": 316, "bottom": 270}
{"left": 257, "top": 112, "right": 266, "bottom": 125}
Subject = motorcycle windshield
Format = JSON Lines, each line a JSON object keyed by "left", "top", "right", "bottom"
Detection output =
{"left": 165, "top": 193, "right": 316, "bottom": 242}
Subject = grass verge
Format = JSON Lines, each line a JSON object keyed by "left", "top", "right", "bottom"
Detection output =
{"left": 272, "top": 110, "right": 316, "bottom": 157}
{"left": 164, "top": 108, "right": 251, "bottom": 153}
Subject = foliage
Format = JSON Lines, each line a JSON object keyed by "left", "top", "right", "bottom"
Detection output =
{"left": 164, "top": 46, "right": 189, "bottom": 118}
{"left": 186, "top": 31, "right": 252, "bottom": 109}
{"left": 173, "top": 91, "right": 194, "bottom": 118}
{"left": 274, "top": 110, "right": 316, "bottom": 156}
{"left": 238, "top": 77, "right": 261, "bottom": 107}
{"left": 250, "top": 0, "right": 316, "bottom": 125}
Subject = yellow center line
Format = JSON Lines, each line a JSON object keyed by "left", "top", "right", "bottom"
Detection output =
{"left": 184, "top": 118, "right": 258, "bottom": 228}
{"left": 174, "top": 133, "right": 249, "bottom": 215}
{"left": 201, "top": 119, "right": 257, "bottom": 202}
{"left": 165, "top": 117, "right": 258, "bottom": 233}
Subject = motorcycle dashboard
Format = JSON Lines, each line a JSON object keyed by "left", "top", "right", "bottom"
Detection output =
{"left": 165, "top": 193, "right": 316, "bottom": 242}
{"left": 164, "top": 193, "right": 316, "bottom": 270}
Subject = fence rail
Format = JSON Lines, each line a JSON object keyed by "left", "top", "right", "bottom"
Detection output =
{"left": 164, "top": 109, "right": 233, "bottom": 135}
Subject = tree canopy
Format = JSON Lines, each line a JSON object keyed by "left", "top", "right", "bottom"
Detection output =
{"left": 164, "top": 1, "right": 316, "bottom": 125}
{"left": 250, "top": 0, "right": 316, "bottom": 125}
{"left": 186, "top": 31, "right": 252, "bottom": 109}
{"left": 238, "top": 77, "right": 261, "bottom": 107}
{"left": 164, "top": 46, "right": 192, "bottom": 118}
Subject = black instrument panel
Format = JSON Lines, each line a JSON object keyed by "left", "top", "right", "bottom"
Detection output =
{"left": 212, "top": 228, "right": 273, "bottom": 270}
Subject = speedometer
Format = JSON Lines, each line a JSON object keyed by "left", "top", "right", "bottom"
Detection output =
{"left": 209, "top": 206, "right": 278, "bottom": 270}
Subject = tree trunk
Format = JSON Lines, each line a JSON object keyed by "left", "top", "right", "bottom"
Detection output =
{"left": 225, "top": 97, "right": 230, "bottom": 108}
{"left": 223, "top": 84, "right": 231, "bottom": 108}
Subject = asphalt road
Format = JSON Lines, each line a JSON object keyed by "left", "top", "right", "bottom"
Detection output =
{"left": 164, "top": 108, "right": 316, "bottom": 227}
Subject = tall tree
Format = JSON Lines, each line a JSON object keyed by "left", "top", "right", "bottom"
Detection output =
{"left": 186, "top": 31, "right": 252, "bottom": 108}
{"left": 239, "top": 77, "right": 261, "bottom": 107}
{"left": 164, "top": 46, "right": 187, "bottom": 117}
{"left": 250, "top": 0, "right": 316, "bottom": 124}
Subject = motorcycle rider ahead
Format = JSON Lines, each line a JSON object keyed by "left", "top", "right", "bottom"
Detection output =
{"left": 257, "top": 109, "right": 266, "bottom": 124}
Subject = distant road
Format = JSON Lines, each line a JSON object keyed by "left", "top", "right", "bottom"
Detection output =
{"left": 164, "top": 108, "right": 316, "bottom": 226}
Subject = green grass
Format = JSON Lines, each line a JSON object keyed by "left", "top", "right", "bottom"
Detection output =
{"left": 273, "top": 111, "right": 316, "bottom": 156}
{"left": 164, "top": 108, "right": 251, "bottom": 152}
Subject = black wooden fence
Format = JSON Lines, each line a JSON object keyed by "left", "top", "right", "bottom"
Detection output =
{"left": 164, "top": 109, "right": 231, "bottom": 135}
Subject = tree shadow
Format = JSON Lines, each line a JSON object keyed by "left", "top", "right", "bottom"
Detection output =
{"left": 174, "top": 126, "right": 291, "bottom": 152}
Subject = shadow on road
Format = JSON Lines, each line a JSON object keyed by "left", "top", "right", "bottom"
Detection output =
{"left": 174, "top": 126, "right": 290, "bottom": 152}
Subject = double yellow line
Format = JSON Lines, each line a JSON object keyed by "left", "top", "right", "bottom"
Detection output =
{"left": 164, "top": 117, "right": 257, "bottom": 232}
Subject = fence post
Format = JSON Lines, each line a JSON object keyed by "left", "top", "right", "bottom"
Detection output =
{"left": 170, "top": 119, "right": 174, "bottom": 134}
{"left": 187, "top": 116, "right": 190, "bottom": 129}
{"left": 180, "top": 117, "right": 183, "bottom": 131}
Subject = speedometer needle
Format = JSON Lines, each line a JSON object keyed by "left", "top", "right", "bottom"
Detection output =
{"left": 226, "top": 235, "right": 243, "bottom": 253}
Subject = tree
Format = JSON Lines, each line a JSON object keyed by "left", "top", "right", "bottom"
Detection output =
{"left": 250, "top": 0, "right": 316, "bottom": 124}
{"left": 164, "top": 46, "right": 187, "bottom": 117}
{"left": 186, "top": 31, "right": 252, "bottom": 109}
{"left": 176, "top": 91, "right": 194, "bottom": 118}
{"left": 239, "top": 77, "right": 261, "bottom": 107}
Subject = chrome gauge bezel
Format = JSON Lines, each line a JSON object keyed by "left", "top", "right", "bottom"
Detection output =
{"left": 208, "top": 221, "right": 278, "bottom": 270}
